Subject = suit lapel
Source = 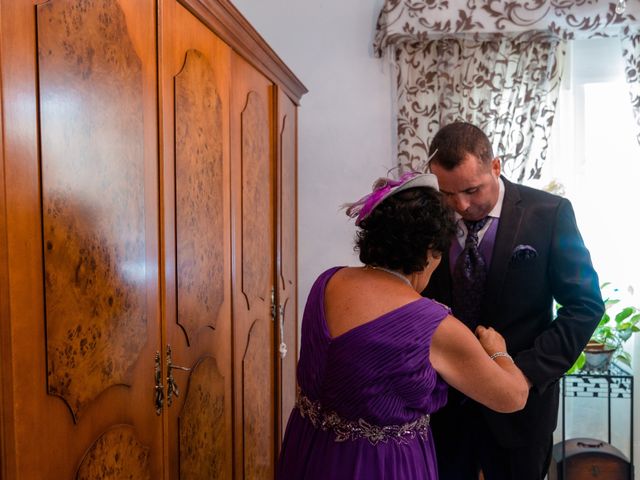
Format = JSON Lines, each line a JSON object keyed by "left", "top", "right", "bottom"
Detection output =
{"left": 483, "top": 177, "right": 523, "bottom": 321}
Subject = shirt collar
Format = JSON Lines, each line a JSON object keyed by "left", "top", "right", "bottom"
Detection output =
{"left": 489, "top": 177, "right": 505, "bottom": 219}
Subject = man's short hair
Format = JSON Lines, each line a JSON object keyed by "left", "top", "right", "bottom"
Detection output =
{"left": 428, "top": 122, "right": 494, "bottom": 170}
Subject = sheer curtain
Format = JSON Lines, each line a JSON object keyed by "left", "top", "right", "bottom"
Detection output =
{"left": 539, "top": 38, "right": 640, "bottom": 293}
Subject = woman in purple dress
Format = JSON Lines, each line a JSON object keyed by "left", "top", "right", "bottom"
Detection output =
{"left": 277, "top": 171, "right": 529, "bottom": 479}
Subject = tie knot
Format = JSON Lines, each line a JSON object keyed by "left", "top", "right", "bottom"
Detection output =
{"left": 464, "top": 217, "right": 489, "bottom": 235}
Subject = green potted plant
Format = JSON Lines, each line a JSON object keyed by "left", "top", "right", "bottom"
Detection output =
{"left": 567, "top": 283, "right": 640, "bottom": 374}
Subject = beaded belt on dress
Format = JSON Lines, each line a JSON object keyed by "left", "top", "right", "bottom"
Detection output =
{"left": 295, "top": 388, "right": 430, "bottom": 445}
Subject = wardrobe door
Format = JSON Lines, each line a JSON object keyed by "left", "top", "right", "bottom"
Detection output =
{"left": 230, "top": 52, "right": 276, "bottom": 479}
{"left": 1, "top": 0, "right": 162, "bottom": 478}
{"left": 276, "top": 88, "right": 299, "bottom": 446}
{"left": 159, "top": 1, "right": 233, "bottom": 478}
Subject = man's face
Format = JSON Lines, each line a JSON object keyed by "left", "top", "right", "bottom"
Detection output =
{"left": 431, "top": 153, "right": 501, "bottom": 221}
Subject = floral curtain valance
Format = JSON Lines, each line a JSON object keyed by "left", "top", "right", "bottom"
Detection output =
{"left": 374, "top": 0, "right": 640, "bottom": 57}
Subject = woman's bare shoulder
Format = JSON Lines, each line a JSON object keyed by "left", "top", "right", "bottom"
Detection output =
{"left": 324, "top": 267, "right": 421, "bottom": 338}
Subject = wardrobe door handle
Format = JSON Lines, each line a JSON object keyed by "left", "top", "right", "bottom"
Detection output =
{"left": 278, "top": 304, "right": 287, "bottom": 359}
{"left": 154, "top": 351, "right": 164, "bottom": 415}
{"left": 166, "top": 344, "right": 191, "bottom": 406}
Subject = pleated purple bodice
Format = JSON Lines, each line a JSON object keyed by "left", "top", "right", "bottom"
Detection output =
{"left": 277, "top": 267, "right": 449, "bottom": 480}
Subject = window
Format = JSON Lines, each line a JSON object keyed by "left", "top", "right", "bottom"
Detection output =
{"left": 530, "top": 38, "right": 640, "bottom": 297}
{"left": 544, "top": 38, "right": 640, "bottom": 458}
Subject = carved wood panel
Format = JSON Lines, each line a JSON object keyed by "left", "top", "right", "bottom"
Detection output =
{"left": 77, "top": 425, "right": 151, "bottom": 480}
{"left": 241, "top": 91, "right": 271, "bottom": 308}
{"left": 178, "top": 357, "right": 226, "bottom": 479}
{"left": 242, "top": 319, "right": 272, "bottom": 479}
{"left": 278, "top": 111, "right": 296, "bottom": 292}
{"left": 175, "top": 48, "right": 224, "bottom": 343}
{"left": 37, "top": 0, "right": 147, "bottom": 421}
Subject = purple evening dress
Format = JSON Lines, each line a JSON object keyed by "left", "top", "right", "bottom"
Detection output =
{"left": 277, "top": 267, "right": 449, "bottom": 480}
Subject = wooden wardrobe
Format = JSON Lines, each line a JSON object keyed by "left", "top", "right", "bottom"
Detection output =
{"left": 0, "top": 0, "right": 305, "bottom": 478}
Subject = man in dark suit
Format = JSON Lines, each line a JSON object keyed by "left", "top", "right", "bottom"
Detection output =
{"left": 423, "top": 122, "right": 604, "bottom": 479}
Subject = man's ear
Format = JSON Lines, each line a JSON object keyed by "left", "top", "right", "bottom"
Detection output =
{"left": 491, "top": 157, "right": 501, "bottom": 177}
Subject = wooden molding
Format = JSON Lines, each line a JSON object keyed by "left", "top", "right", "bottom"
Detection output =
{"left": 179, "top": 0, "right": 308, "bottom": 105}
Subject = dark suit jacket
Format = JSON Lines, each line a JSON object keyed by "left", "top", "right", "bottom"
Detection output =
{"left": 423, "top": 177, "right": 604, "bottom": 447}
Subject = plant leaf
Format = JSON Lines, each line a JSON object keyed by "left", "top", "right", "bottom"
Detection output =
{"left": 616, "top": 351, "right": 632, "bottom": 367}
{"left": 567, "top": 352, "right": 586, "bottom": 374}
{"left": 598, "top": 314, "right": 610, "bottom": 327}
{"left": 618, "top": 329, "right": 632, "bottom": 341}
{"left": 605, "top": 299, "right": 620, "bottom": 309}
{"left": 615, "top": 307, "right": 634, "bottom": 323}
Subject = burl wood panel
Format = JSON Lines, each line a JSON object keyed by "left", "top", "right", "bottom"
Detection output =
{"left": 76, "top": 425, "right": 151, "bottom": 480}
{"left": 241, "top": 91, "right": 270, "bottom": 308}
{"left": 37, "top": 0, "right": 147, "bottom": 420}
{"left": 175, "top": 49, "right": 224, "bottom": 343}
{"left": 178, "top": 357, "right": 226, "bottom": 479}
{"left": 242, "top": 320, "right": 272, "bottom": 478}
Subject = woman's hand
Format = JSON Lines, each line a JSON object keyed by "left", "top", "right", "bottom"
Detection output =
{"left": 430, "top": 317, "right": 529, "bottom": 413}
{"left": 474, "top": 325, "right": 507, "bottom": 357}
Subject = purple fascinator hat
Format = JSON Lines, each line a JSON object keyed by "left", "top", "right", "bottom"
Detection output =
{"left": 343, "top": 170, "right": 440, "bottom": 226}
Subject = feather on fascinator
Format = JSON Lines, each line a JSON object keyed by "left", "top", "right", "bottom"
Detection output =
{"left": 343, "top": 171, "right": 440, "bottom": 226}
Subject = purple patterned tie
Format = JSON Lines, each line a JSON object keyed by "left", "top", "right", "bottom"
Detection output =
{"left": 452, "top": 217, "right": 490, "bottom": 328}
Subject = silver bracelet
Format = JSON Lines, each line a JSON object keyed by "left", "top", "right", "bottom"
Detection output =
{"left": 490, "top": 351, "right": 513, "bottom": 362}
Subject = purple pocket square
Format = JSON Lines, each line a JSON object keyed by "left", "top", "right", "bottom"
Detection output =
{"left": 511, "top": 244, "right": 538, "bottom": 263}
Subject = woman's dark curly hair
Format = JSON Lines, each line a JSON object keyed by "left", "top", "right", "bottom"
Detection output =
{"left": 355, "top": 187, "right": 455, "bottom": 274}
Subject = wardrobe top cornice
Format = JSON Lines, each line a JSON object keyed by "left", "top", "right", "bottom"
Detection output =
{"left": 180, "top": 0, "right": 308, "bottom": 105}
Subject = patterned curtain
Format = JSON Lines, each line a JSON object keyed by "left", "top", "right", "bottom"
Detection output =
{"left": 621, "top": 29, "right": 640, "bottom": 147}
{"left": 375, "top": 0, "right": 640, "bottom": 180}
{"left": 395, "top": 32, "right": 565, "bottom": 181}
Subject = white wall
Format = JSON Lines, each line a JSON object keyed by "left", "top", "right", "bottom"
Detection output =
{"left": 231, "top": 0, "right": 395, "bottom": 322}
